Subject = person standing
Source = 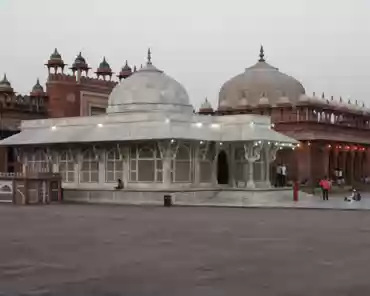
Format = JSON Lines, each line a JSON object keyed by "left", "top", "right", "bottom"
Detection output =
{"left": 281, "top": 164, "right": 287, "bottom": 187}
{"left": 319, "top": 176, "right": 331, "bottom": 201}
{"left": 276, "top": 164, "right": 282, "bottom": 187}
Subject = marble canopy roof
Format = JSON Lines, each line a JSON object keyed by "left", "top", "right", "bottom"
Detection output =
{"left": 0, "top": 112, "right": 297, "bottom": 146}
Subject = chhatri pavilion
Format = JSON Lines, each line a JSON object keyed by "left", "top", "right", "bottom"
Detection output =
{"left": 0, "top": 50, "right": 297, "bottom": 204}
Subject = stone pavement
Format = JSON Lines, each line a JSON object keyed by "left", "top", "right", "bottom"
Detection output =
{"left": 251, "top": 192, "right": 370, "bottom": 210}
{"left": 2, "top": 205, "right": 370, "bottom": 295}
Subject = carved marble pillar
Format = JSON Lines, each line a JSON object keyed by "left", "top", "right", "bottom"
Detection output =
{"left": 122, "top": 146, "right": 129, "bottom": 188}
{"left": 244, "top": 142, "right": 262, "bottom": 189}
{"left": 194, "top": 143, "right": 200, "bottom": 187}
{"left": 97, "top": 148, "right": 105, "bottom": 185}
{"left": 158, "top": 140, "right": 180, "bottom": 186}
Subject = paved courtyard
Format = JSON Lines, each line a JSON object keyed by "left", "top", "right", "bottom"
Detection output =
{"left": 1, "top": 205, "right": 370, "bottom": 295}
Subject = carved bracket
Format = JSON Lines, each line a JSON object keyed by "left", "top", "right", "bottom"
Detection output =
{"left": 268, "top": 145, "right": 280, "bottom": 162}
{"left": 244, "top": 142, "right": 262, "bottom": 162}
{"left": 68, "top": 147, "right": 79, "bottom": 163}
{"left": 116, "top": 144, "right": 126, "bottom": 160}
{"left": 92, "top": 145, "right": 101, "bottom": 161}
{"left": 14, "top": 147, "right": 22, "bottom": 163}
{"left": 45, "top": 147, "right": 54, "bottom": 163}
{"left": 199, "top": 141, "right": 211, "bottom": 161}
{"left": 157, "top": 140, "right": 180, "bottom": 159}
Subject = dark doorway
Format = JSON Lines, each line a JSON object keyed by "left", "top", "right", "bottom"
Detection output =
{"left": 217, "top": 150, "right": 229, "bottom": 185}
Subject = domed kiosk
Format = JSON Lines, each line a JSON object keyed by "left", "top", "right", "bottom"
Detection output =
{"left": 0, "top": 49, "right": 298, "bottom": 206}
{"left": 219, "top": 46, "right": 305, "bottom": 108}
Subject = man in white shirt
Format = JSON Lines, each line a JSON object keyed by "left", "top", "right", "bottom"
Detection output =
{"left": 276, "top": 165, "right": 282, "bottom": 187}
{"left": 281, "top": 164, "right": 287, "bottom": 187}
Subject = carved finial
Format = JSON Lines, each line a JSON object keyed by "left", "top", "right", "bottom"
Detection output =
{"left": 321, "top": 92, "right": 325, "bottom": 99}
{"left": 340, "top": 96, "right": 343, "bottom": 103}
{"left": 362, "top": 102, "right": 365, "bottom": 107}
{"left": 331, "top": 95, "right": 334, "bottom": 101}
{"left": 355, "top": 99, "right": 358, "bottom": 105}
{"left": 147, "top": 48, "right": 152, "bottom": 65}
{"left": 140, "top": 64, "right": 143, "bottom": 69}
{"left": 348, "top": 99, "right": 351, "bottom": 104}
{"left": 259, "top": 45, "right": 265, "bottom": 62}
{"left": 313, "top": 92, "right": 316, "bottom": 97}
{"left": 133, "top": 65, "right": 137, "bottom": 72}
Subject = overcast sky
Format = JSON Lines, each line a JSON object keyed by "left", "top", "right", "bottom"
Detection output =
{"left": 0, "top": 0, "right": 369, "bottom": 108}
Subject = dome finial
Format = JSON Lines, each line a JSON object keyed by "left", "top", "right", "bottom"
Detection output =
{"left": 147, "top": 48, "right": 152, "bottom": 65}
{"left": 259, "top": 45, "right": 265, "bottom": 62}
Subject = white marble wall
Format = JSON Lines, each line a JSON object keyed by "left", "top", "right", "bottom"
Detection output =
{"left": 21, "top": 140, "right": 277, "bottom": 190}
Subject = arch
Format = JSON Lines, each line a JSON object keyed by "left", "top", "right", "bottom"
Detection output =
{"left": 362, "top": 152, "right": 367, "bottom": 178}
{"left": 353, "top": 151, "right": 361, "bottom": 181}
{"left": 59, "top": 150, "right": 75, "bottom": 182}
{"left": 344, "top": 152, "right": 353, "bottom": 184}
{"left": 330, "top": 113, "right": 335, "bottom": 124}
{"left": 172, "top": 144, "right": 192, "bottom": 182}
{"left": 80, "top": 148, "right": 99, "bottom": 183}
{"left": 217, "top": 150, "right": 229, "bottom": 185}
{"left": 105, "top": 148, "right": 124, "bottom": 182}
{"left": 328, "top": 148, "right": 335, "bottom": 179}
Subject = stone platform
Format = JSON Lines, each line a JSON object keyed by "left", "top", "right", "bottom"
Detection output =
{"left": 63, "top": 188, "right": 313, "bottom": 207}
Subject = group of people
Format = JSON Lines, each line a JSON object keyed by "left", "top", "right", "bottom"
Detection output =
{"left": 275, "top": 164, "right": 287, "bottom": 187}
{"left": 319, "top": 176, "right": 362, "bottom": 202}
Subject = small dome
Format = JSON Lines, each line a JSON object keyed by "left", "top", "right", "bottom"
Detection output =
{"left": 219, "top": 46, "right": 305, "bottom": 109}
{"left": 0, "top": 74, "right": 13, "bottom": 93}
{"left": 71, "top": 52, "right": 89, "bottom": 71}
{"left": 298, "top": 94, "right": 310, "bottom": 103}
{"left": 96, "top": 57, "right": 112, "bottom": 76}
{"left": 107, "top": 49, "right": 192, "bottom": 114}
{"left": 308, "top": 92, "right": 324, "bottom": 105}
{"left": 238, "top": 96, "right": 249, "bottom": 108}
{"left": 348, "top": 99, "right": 362, "bottom": 113}
{"left": 219, "top": 99, "right": 232, "bottom": 111}
{"left": 258, "top": 95, "right": 270, "bottom": 106}
{"left": 30, "top": 78, "right": 46, "bottom": 97}
{"left": 118, "top": 60, "right": 133, "bottom": 80}
{"left": 50, "top": 48, "right": 61, "bottom": 60}
{"left": 46, "top": 48, "right": 65, "bottom": 67}
{"left": 277, "top": 94, "right": 291, "bottom": 105}
{"left": 200, "top": 97, "right": 213, "bottom": 110}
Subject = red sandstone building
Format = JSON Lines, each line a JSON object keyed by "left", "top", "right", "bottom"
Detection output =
{"left": 45, "top": 49, "right": 133, "bottom": 117}
{"left": 0, "top": 49, "right": 134, "bottom": 171}
{"left": 199, "top": 47, "right": 370, "bottom": 186}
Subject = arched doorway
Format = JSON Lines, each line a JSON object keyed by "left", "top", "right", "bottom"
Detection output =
{"left": 328, "top": 148, "right": 335, "bottom": 179}
{"left": 345, "top": 152, "right": 353, "bottom": 184}
{"left": 217, "top": 150, "right": 229, "bottom": 185}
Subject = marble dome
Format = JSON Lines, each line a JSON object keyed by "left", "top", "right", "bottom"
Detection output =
{"left": 107, "top": 51, "right": 192, "bottom": 114}
{"left": 218, "top": 46, "right": 306, "bottom": 108}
